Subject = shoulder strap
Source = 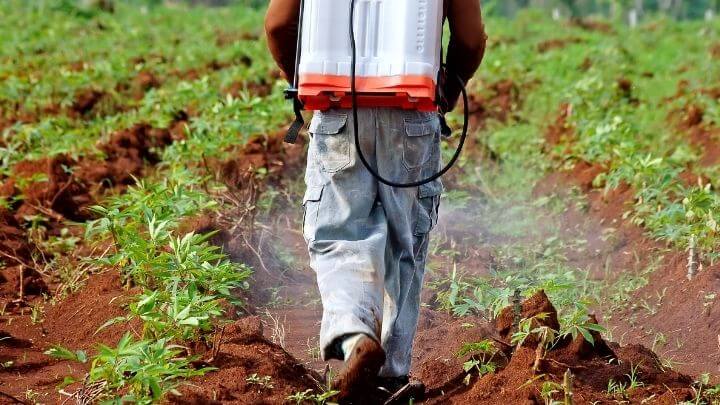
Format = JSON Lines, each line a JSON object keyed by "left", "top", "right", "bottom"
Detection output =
{"left": 284, "top": 96, "right": 304, "bottom": 144}
{"left": 285, "top": 0, "right": 306, "bottom": 145}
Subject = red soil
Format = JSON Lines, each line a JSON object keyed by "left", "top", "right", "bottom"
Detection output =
{"left": 0, "top": 121, "right": 177, "bottom": 311}
{"left": 71, "top": 88, "right": 106, "bottom": 116}
{"left": 544, "top": 102, "right": 575, "bottom": 150}
{"left": 688, "top": 125, "right": 720, "bottom": 167}
{"left": 711, "top": 43, "right": 720, "bottom": 60}
{"left": 537, "top": 37, "right": 583, "bottom": 53}
{"left": 216, "top": 130, "right": 305, "bottom": 190}
{"left": 569, "top": 18, "right": 615, "bottom": 34}
{"left": 76, "top": 123, "right": 173, "bottom": 190}
{"left": 681, "top": 104, "right": 705, "bottom": 129}
{"left": 263, "top": 266, "right": 696, "bottom": 404}
{"left": 704, "top": 87, "right": 720, "bottom": 101}
{"left": 224, "top": 79, "right": 274, "bottom": 98}
{"left": 533, "top": 95, "right": 720, "bottom": 378}
{"left": 1, "top": 265, "right": 318, "bottom": 404}
{"left": 466, "top": 79, "right": 521, "bottom": 128}
{"left": 134, "top": 70, "right": 161, "bottom": 92}
{"left": 0, "top": 264, "right": 48, "bottom": 304}
{"left": 0, "top": 271, "right": 136, "bottom": 403}
{"left": 0, "top": 208, "right": 32, "bottom": 266}
{"left": 675, "top": 101, "right": 720, "bottom": 168}
{"left": 617, "top": 77, "right": 639, "bottom": 104}
{"left": 170, "top": 317, "right": 319, "bottom": 405}
{"left": 1, "top": 121, "right": 173, "bottom": 229}
{"left": 413, "top": 309, "right": 505, "bottom": 396}
{"left": 12, "top": 155, "right": 94, "bottom": 222}
{"left": 215, "top": 29, "right": 260, "bottom": 47}
{"left": 438, "top": 291, "right": 693, "bottom": 404}
{"left": 112, "top": 70, "right": 161, "bottom": 100}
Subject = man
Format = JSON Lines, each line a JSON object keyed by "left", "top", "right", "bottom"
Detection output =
{"left": 265, "top": 1, "right": 486, "bottom": 402}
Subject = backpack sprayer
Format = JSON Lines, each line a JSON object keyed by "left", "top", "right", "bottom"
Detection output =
{"left": 284, "top": 0, "right": 469, "bottom": 188}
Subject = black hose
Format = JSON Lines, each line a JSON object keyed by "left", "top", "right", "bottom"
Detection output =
{"left": 292, "top": 0, "right": 305, "bottom": 89}
{"left": 349, "top": 0, "right": 469, "bottom": 188}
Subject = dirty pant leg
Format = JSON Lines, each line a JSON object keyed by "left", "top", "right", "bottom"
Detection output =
{"left": 311, "top": 202, "right": 388, "bottom": 361}
{"left": 302, "top": 108, "right": 386, "bottom": 361}
{"left": 375, "top": 109, "right": 442, "bottom": 377}
{"left": 379, "top": 232, "right": 432, "bottom": 377}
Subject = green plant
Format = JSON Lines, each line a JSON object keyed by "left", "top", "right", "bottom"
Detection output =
{"left": 287, "top": 389, "right": 339, "bottom": 405}
{"left": 511, "top": 313, "right": 556, "bottom": 348}
{"left": 684, "top": 373, "right": 714, "bottom": 404}
{"left": 24, "top": 389, "right": 42, "bottom": 403}
{"left": 557, "top": 302, "right": 606, "bottom": 346}
{"left": 540, "top": 380, "right": 564, "bottom": 405}
{"left": 45, "top": 345, "right": 89, "bottom": 363}
{"left": 87, "top": 176, "right": 251, "bottom": 342}
{"left": 30, "top": 301, "right": 45, "bottom": 324}
{"left": 626, "top": 363, "right": 645, "bottom": 390}
{"left": 607, "top": 363, "right": 644, "bottom": 399}
{"left": 45, "top": 174, "right": 252, "bottom": 401}
{"left": 511, "top": 313, "right": 559, "bottom": 373}
{"left": 607, "top": 378, "right": 628, "bottom": 397}
{"left": 48, "top": 333, "right": 210, "bottom": 404}
{"left": 246, "top": 373, "right": 274, "bottom": 390}
{"left": 457, "top": 340, "right": 499, "bottom": 384}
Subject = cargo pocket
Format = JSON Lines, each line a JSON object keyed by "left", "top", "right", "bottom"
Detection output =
{"left": 403, "top": 117, "right": 439, "bottom": 171}
{"left": 302, "top": 185, "right": 324, "bottom": 242}
{"left": 310, "top": 113, "right": 350, "bottom": 173}
{"left": 414, "top": 180, "right": 443, "bottom": 236}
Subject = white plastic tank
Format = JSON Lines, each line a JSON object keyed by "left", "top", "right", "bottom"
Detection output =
{"left": 298, "top": 0, "right": 444, "bottom": 111}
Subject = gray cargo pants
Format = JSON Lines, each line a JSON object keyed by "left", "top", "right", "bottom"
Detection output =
{"left": 302, "top": 108, "right": 442, "bottom": 378}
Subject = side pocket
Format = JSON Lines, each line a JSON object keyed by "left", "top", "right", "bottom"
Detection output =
{"left": 309, "top": 113, "right": 350, "bottom": 173}
{"left": 413, "top": 180, "right": 443, "bottom": 236}
{"left": 402, "top": 116, "right": 439, "bottom": 171}
{"left": 302, "top": 185, "right": 324, "bottom": 242}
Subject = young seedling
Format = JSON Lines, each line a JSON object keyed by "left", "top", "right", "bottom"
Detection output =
{"left": 287, "top": 388, "right": 340, "bottom": 405}
{"left": 246, "top": 374, "right": 274, "bottom": 390}
{"left": 540, "top": 380, "right": 563, "bottom": 405}
{"left": 626, "top": 363, "right": 644, "bottom": 390}
{"left": 30, "top": 301, "right": 44, "bottom": 324}
{"left": 607, "top": 378, "right": 628, "bottom": 398}
{"left": 457, "top": 339, "right": 499, "bottom": 385}
{"left": 512, "top": 313, "right": 557, "bottom": 374}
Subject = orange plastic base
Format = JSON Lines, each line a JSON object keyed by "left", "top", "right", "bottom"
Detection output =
{"left": 299, "top": 73, "right": 437, "bottom": 112}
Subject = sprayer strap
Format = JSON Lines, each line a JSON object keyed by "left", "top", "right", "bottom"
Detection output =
{"left": 285, "top": 97, "right": 304, "bottom": 144}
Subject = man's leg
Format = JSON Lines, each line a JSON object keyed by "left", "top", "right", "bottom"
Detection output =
{"left": 302, "top": 108, "right": 386, "bottom": 361}
{"left": 374, "top": 109, "right": 443, "bottom": 379}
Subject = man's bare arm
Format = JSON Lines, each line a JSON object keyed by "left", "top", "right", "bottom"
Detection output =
{"left": 265, "top": 0, "right": 301, "bottom": 82}
{"left": 444, "top": 0, "right": 487, "bottom": 111}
